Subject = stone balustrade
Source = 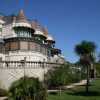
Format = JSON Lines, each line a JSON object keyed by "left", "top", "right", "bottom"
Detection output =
{"left": 0, "top": 61, "right": 63, "bottom": 69}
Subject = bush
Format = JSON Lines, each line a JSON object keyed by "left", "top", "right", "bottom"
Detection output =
{"left": 0, "top": 88, "right": 8, "bottom": 97}
{"left": 8, "top": 76, "right": 47, "bottom": 100}
{"left": 95, "top": 63, "right": 100, "bottom": 77}
{"left": 46, "top": 64, "right": 81, "bottom": 89}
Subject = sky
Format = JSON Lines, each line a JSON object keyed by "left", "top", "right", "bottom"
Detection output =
{"left": 0, "top": 0, "right": 100, "bottom": 62}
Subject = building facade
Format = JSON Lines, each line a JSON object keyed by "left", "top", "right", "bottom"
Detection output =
{"left": 0, "top": 9, "right": 65, "bottom": 89}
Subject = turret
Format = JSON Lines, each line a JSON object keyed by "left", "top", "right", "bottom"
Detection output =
{"left": 34, "top": 22, "right": 47, "bottom": 44}
{"left": 12, "top": 9, "right": 35, "bottom": 38}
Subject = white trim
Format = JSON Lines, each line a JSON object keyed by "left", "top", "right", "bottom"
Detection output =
{"left": 34, "top": 30, "right": 46, "bottom": 37}
{"left": 13, "top": 22, "right": 31, "bottom": 28}
{"left": 47, "top": 35, "right": 54, "bottom": 41}
{"left": 0, "top": 20, "right": 5, "bottom": 24}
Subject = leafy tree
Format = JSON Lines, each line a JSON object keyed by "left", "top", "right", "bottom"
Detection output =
{"left": 75, "top": 40, "right": 96, "bottom": 93}
{"left": 8, "top": 76, "right": 47, "bottom": 100}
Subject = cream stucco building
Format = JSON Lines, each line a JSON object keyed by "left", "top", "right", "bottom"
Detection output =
{"left": 0, "top": 9, "right": 65, "bottom": 89}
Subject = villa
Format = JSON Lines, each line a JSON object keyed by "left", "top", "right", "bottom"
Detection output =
{"left": 0, "top": 9, "right": 65, "bottom": 89}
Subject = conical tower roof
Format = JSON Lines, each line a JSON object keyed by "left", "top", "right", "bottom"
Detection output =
{"left": 31, "top": 20, "right": 37, "bottom": 30}
{"left": 18, "top": 9, "right": 25, "bottom": 18}
{"left": 13, "top": 9, "right": 31, "bottom": 28}
{"left": 42, "top": 26, "right": 48, "bottom": 37}
{"left": 17, "top": 9, "right": 27, "bottom": 22}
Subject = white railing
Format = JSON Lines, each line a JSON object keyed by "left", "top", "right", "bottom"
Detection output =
{"left": 0, "top": 61, "right": 63, "bottom": 69}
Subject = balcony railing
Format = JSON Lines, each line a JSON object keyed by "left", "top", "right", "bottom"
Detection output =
{"left": 0, "top": 61, "right": 63, "bottom": 69}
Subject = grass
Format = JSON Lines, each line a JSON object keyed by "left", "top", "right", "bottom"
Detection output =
{"left": 48, "top": 79, "right": 100, "bottom": 100}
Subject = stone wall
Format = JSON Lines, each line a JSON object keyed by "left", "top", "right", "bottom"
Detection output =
{"left": 0, "top": 67, "right": 47, "bottom": 90}
{"left": 0, "top": 61, "right": 61, "bottom": 90}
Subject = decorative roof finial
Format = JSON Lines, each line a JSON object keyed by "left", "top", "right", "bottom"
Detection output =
{"left": 18, "top": 9, "right": 25, "bottom": 20}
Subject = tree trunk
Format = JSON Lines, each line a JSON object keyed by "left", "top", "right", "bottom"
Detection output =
{"left": 59, "top": 86, "right": 62, "bottom": 96}
{"left": 86, "top": 65, "right": 90, "bottom": 93}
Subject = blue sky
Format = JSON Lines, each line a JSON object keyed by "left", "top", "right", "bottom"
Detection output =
{"left": 0, "top": 0, "right": 100, "bottom": 62}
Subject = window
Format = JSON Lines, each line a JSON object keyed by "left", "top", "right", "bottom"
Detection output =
{"left": 5, "top": 43, "right": 10, "bottom": 51}
{"left": 16, "top": 30, "right": 32, "bottom": 38}
{"left": 10, "top": 42, "right": 18, "bottom": 50}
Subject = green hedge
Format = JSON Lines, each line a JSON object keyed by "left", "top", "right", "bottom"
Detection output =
{"left": 46, "top": 64, "right": 81, "bottom": 89}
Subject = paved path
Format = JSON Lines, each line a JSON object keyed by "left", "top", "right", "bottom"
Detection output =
{"left": 48, "top": 80, "right": 87, "bottom": 92}
{"left": 0, "top": 97, "right": 7, "bottom": 100}
{"left": 64, "top": 80, "right": 87, "bottom": 89}
{"left": 0, "top": 80, "right": 87, "bottom": 99}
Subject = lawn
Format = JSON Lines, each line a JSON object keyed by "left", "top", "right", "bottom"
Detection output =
{"left": 48, "top": 79, "right": 100, "bottom": 100}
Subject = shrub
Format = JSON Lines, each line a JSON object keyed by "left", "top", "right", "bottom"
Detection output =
{"left": 0, "top": 88, "right": 8, "bottom": 97}
{"left": 8, "top": 76, "right": 47, "bottom": 100}
{"left": 46, "top": 64, "right": 81, "bottom": 89}
{"left": 95, "top": 63, "right": 100, "bottom": 77}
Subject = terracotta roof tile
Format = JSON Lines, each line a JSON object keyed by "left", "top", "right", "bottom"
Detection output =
{"left": 17, "top": 9, "right": 28, "bottom": 23}
{"left": 18, "top": 9, "right": 25, "bottom": 19}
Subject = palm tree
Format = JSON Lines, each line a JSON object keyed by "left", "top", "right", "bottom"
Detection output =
{"left": 75, "top": 40, "right": 96, "bottom": 93}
